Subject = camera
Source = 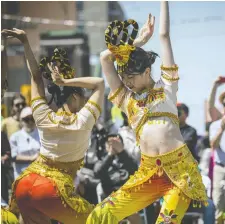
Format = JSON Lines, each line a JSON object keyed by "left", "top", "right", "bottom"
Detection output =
{"left": 91, "top": 126, "right": 108, "bottom": 160}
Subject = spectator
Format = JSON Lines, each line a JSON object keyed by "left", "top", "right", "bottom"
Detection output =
{"left": 209, "top": 115, "right": 225, "bottom": 224}
{"left": 76, "top": 124, "right": 106, "bottom": 205}
{"left": 199, "top": 147, "right": 212, "bottom": 180}
{"left": 10, "top": 107, "right": 40, "bottom": 179}
{"left": 2, "top": 93, "right": 26, "bottom": 139}
{"left": 184, "top": 168, "right": 215, "bottom": 224}
{"left": 200, "top": 168, "right": 216, "bottom": 224}
{"left": 1, "top": 131, "right": 12, "bottom": 203}
{"left": 196, "top": 122, "right": 211, "bottom": 158}
{"left": 177, "top": 103, "right": 199, "bottom": 161}
{"left": 94, "top": 134, "right": 138, "bottom": 196}
{"left": 94, "top": 134, "right": 141, "bottom": 223}
{"left": 118, "top": 112, "right": 141, "bottom": 164}
{"left": 208, "top": 76, "right": 225, "bottom": 122}
{"left": 90, "top": 122, "right": 108, "bottom": 161}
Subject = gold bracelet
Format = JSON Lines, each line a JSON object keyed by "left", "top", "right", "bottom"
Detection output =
{"left": 161, "top": 64, "right": 179, "bottom": 71}
{"left": 161, "top": 73, "right": 180, "bottom": 81}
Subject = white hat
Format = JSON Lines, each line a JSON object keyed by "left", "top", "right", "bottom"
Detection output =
{"left": 20, "top": 107, "right": 33, "bottom": 119}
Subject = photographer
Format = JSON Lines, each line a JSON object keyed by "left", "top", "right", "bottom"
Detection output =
{"left": 94, "top": 134, "right": 138, "bottom": 197}
{"left": 89, "top": 123, "right": 108, "bottom": 161}
{"left": 94, "top": 134, "right": 141, "bottom": 223}
{"left": 76, "top": 123, "right": 108, "bottom": 205}
{"left": 177, "top": 103, "right": 199, "bottom": 162}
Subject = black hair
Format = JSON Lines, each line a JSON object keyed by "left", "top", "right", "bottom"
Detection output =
{"left": 119, "top": 47, "right": 158, "bottom": 75}
{"left": 40, "top": 48, "right": 85, "bottom": 107}
{"left": 177, "top": 103, "right": 189, "bottom": 116}
{"left": 106, "top": 133, "right": 124, "bottom": 145}
{"left": 47, "top": 83, "right": 85, "bottom": 108}
{"left": 40, "top": 48, "right": 74, "bottom": 81}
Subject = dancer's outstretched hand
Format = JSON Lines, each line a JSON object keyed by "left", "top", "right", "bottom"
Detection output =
{"left": 48, "top": 62, "right": 65, "bottom": 86}
{"left": 1, "top": 28, "right": 27, "bottom": 43}
{"left": 214, "top": 76, "right": 225, "bottom": 87}
{"left": 134, "top": 14, "right": 155, "bottom": 47}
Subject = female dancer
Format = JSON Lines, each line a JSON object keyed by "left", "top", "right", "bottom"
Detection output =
{"left": 2, "top": 28, "right": 104, "bottom": 224}
{"left": 87, "top": 2, "right": 207, "bottom": 224}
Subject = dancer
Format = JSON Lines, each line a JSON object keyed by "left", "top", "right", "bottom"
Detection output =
{"left": 87, "top": 2, "right": 207, "bottom": 224}
{"left": 2, "top": 28, "right": 104, "bottom": 224}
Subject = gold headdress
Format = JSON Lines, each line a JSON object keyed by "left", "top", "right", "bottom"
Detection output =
{"left": 105, "top": 19, "right": 139, "bottom": 73}
{"left": 40, "top": 48, "right": 75, "bottom": 81}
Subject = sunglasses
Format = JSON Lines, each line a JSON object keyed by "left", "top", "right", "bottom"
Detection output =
{"left": 15, "top": 103, "right": 26, "bottom": 108}
{"left": 22, "top": 116, "right": 34, "bottom": 123}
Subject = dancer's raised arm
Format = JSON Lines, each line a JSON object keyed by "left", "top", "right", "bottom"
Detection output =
{"left": 100, "top": 49, "right": 120, "bottom": 93}
{"left": 159, "top": 1, "right": 176, "bottom": 68}
{"left": 2, "top": 28, "right": 45, "bottom": 99}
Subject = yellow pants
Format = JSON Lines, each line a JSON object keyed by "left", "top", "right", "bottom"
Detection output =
{"left": 87, "top": 173, "right": 191, "bottom": 224}
{"left": 87, "top": 144, "right": 207, "bottom": 224}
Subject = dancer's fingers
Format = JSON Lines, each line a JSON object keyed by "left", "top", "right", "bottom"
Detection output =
{"left": 148, "top": 14, "right": 152, "bottom": 24}
{"left": 151, "top": 16, "right": 155, "bottom": 26}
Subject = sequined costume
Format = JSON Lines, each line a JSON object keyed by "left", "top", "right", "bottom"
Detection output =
{"left": 86, "top": 66, "right": 208, "bottom": 224}
{"left": 9, "top": 97, "right": 101, "bottom": 223}
{"left": 1, "top": 206, "right": 19, "bottom": 224}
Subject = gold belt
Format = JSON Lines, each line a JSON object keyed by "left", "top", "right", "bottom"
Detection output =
{"left": 121, "top": 144, "right": 208, "bottom": 205}
{"left": 36, "top": 154, "right": 84, "bottom": 179}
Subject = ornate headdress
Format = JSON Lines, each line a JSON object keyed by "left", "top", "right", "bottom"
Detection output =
{"left": 39, "top": 48, "right": 75, "bottom": 81}
{"left": 105, "top": 19, "right": 139, "bottom": 73}
{"left": 39, "top": 48, "right": 84, "bottom": 107}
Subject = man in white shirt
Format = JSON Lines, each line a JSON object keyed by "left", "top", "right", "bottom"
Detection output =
{"left": 209, "top": 115, "right": 225, "bottom": 224}
{"left": 10, "top": 107, "right": 40, "bottom": 178}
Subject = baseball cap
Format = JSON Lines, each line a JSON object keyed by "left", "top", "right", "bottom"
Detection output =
{"left": 20, "top": 107, "right": 33, "bottom": 119}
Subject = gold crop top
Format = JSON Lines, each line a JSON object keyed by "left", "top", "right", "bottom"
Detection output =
{"left": 108, "top": 65, "right": 180, "bottom": 141}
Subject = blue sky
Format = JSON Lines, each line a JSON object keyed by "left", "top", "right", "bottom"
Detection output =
{"left": 120, "top": 1, "right": 225, "bottom": 135}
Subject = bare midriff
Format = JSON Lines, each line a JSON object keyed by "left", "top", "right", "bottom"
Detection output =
{"left": 139, "top": 116, "right": 184, "bottom": 156}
